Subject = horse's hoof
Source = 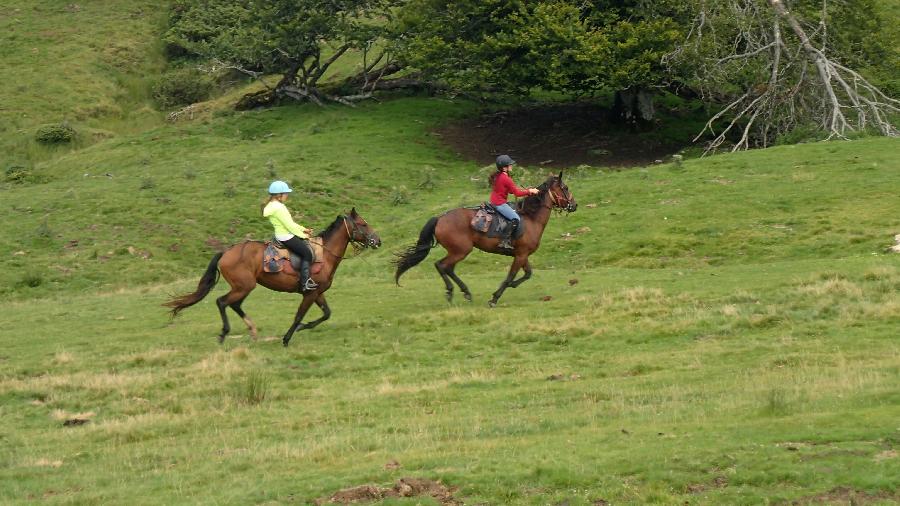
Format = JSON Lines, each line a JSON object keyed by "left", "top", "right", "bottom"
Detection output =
{"left": 445, "top": 292, "right": 453, "bottom": 303}
{"left": 217, "top": 335, "right": 226, "bottom": 344}
{"left": 464, "top": 293, "right": 472, "bottom": 302}
{"left": 488, "top": 300, "right": 496, "bottom": 308}
{"left": 282, "top": 338, "right": 290, "bottom": 347}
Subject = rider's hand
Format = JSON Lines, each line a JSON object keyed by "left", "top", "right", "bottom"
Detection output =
{"left": 529, "top": 188, "right": 539, "bottom": 195}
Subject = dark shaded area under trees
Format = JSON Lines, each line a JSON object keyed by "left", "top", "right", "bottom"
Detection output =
{"left": 162, "top": 0, "right": 898, "bottom": 152}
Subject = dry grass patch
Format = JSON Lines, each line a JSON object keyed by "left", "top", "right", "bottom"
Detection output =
{"left": 375, "top": 369, "right": 498, "bottom": 397}
{"left": 2, "top": 370, "right": 157, "bottom": 397}
{"left": 52, "top": 351, "right": 75, "bottom": 365}
{"left": 24, "top": 458, "right": 64, "bottom": 468}
{"left": 796, "top": 276, "right": 863, "bottom": 298}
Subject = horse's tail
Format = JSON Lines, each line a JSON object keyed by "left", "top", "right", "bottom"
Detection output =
{"left": 163, "top": 252, "right": 223, "bottom": 317}
{"left": 394, "top": 216, "right": 439, "bottom": 285}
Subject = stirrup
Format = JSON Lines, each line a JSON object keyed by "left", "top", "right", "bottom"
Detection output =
{"left": 498, "top": 238, "right": 513, "bottom": 249}
{"left": 302, "top": 278, "right": 319, "bottom": 292}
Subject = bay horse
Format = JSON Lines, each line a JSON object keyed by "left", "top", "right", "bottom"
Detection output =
{"left": 164, "top": 208, "right": 381, "bottom": 346}
{"left": 394, "top": 172, "right": 576, "bottom": 306}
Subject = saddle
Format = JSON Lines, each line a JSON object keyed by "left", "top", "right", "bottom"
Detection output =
{"left": 470, "top": 203, "right": 526, "bottom": 240}
{"left": 262, "top": 237, "right": 325, "bottom": 275}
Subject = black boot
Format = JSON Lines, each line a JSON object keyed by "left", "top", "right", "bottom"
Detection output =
{"left": 498, "top": 219, "right": 519, "bottom": 249}
{"left": 299, "top": 260, "right": 318, "bottom": 292}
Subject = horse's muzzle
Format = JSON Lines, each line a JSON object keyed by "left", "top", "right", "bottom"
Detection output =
{"left": 567, "top": 202, "right": 578, "bottom": 212}
{"left": 368, "top": 235, "right": 382, "bottom": 249}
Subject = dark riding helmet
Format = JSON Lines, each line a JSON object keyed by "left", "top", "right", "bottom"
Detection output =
{"left": 496, "top": 154, "right": 516, "bottom": 169}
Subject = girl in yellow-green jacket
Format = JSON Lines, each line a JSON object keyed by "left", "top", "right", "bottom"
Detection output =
{"left": 262, "top": 180, "right": 317, "bottom": 292}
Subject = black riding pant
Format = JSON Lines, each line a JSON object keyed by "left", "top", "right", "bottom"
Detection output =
{"left": 281, "top": 236, "right": 313, "bottom": 263}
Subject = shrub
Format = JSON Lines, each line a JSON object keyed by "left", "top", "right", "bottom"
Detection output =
{"left": 4, "top": 165, "right": 31, "bottom": 183}
{"left": 20, "top": 272, "right": 44, "bottom": 288}
{"left": 153, "top": 67, "right": 213, "bottom": 108}
{"left": 35, "top": 123, "right": 76, "bottom": 144}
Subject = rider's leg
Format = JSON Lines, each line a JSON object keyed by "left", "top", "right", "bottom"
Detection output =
{"left": 282, "top": 236, "right": 318, "bottom": 291}
{"left": 494, "top": 203, "right": 520, "bottom": 249}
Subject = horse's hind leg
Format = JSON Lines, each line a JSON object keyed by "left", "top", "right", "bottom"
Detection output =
{"left": 434, "top": 261, "right": 455, "bottom": 302}
{"left": 229, "top": 296, "right": 258, "bottom": 341}
{"left": 435, "top": 250, "right": 471, "bottom": 303}
{"left": 446, "top": 265, "right": 472, "bottom": 302}
{"left": 217, "top": 290, "right": 252, "bottom": 344}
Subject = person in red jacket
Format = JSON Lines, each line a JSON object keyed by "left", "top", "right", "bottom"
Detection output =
{"left": 489, "top": 154, "right": 539, "bottom": 249}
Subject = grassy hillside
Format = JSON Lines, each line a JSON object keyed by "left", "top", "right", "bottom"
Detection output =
{"left": 1, "top": 98, "right": 898, "bottom": 504}
{"left": 0, "top": 0, "right": 167, "bottom": 168}
{"left": 1, "top": 1, "right": 899, "bottom": 505}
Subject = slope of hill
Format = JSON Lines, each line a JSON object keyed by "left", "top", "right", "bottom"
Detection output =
{"left": 0, "top": 2, "right": 898, "bottom": 505}
{"left": 0, "top": 0, "right": 167, "bottom": 168}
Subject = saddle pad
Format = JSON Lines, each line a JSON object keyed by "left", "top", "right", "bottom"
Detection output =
{"left": 470, "top": 208, "right": 493, "bottom": 233}
{"left": 263, "top": 240, "right": 325, "bottom": 275}
{"left": 263, "top": 243, "right": 289, "bottom": 273}
{"left": 470, "top": 204, "right": 525, "bottom": 239}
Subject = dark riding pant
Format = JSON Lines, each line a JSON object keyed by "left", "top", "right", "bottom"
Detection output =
{"left": 281, "top": 236, "right": 317, "bottom": 291}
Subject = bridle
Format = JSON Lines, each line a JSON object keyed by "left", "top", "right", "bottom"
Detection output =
{"left": 342, "top": 215, "right": 378, "bottom": 248}
{"left": 319, "top": 215, "right": 378, "bottom": 260}
{"left": 544, "top": 183, "right": 575, "bottom": 212}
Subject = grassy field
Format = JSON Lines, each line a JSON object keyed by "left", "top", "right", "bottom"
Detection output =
{"left": 1, "top": 1, "right": 899, "bottom": 505}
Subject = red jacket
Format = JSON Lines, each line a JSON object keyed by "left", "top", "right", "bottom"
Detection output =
{"left": 490, "top": 171, "right": 530, "bottom": 206}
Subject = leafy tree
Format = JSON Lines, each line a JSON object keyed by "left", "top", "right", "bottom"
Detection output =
{"left": 393, "top": 0, "right": 685, "bottom": 120}
{"left": 165, "top": 0, "right": 399, "bottom": 105}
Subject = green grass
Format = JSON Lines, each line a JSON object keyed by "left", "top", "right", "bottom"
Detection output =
{"left": 1, "top": 1, "right": 899, "bottom": 504}
{"left": 0, "top": 257, "right": 898, "bottom": 504}
{"left": 0, "top": 0, "right": 168, "bottom": 168}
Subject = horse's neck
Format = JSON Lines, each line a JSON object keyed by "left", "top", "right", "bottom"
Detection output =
{"left": 523, "top": 194, "right": 553, "bottom": 229}
{"left": 322, "top": 223, "right": 350, "bottom": 263}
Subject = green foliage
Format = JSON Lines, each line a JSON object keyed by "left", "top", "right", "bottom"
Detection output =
{"left": 164, "top": 0, "right": 397, "bottom": 94}
{"left": 395, "top": 0, "right": 685, "bottom": 95}
{"left": 4, "top": 165, "right": 32, "bottom": 183}
{"left": 152, "top": 67, "right": 214, "bottom": 108}
{"left": 34, "top": 123, "right": 76, "bottom": 144}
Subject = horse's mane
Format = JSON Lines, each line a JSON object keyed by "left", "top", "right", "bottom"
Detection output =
{"left": 515, "top": 176, "right": 558, "bottom": 216}
{"left": 317, "top": 215, "right": 345, "bottom": 239}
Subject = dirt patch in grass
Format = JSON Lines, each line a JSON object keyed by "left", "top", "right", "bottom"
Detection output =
{"left": 434, "top": 102, "right": 690, "bottom": 169}
{"left": 685, "top": 475, "right": 728, "bottom": 494}
{"left": 315, "top": 477, "right": 461, "bottom": 505}
{"left": 786, "top": 486, "right": 900, "bottom": 505}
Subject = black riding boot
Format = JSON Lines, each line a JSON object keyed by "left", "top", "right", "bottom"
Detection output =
{"left": 498, "top": 219, "right": 519, "bottom": 250}
{"left": 299, "top": 260, "right": 318, "bottom": 292}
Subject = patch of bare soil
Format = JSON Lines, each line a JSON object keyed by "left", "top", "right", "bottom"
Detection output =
{"left": 315, "top": 477, "right": 461, "bottom": 505}
{"left": 786, "top": 486, "right": 900, "bottom": 505}
{"left": 434, "top": 103, "right": 689, "bottom": 169}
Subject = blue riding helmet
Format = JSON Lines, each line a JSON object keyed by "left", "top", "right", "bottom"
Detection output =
{"left": 268, "top": 180, "right": 292, "bottom": 194}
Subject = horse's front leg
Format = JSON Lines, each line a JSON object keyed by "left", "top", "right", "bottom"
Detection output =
{"left": 282, "top": 292, "right": 318, "bottom": 347}
{"left": 507, "top": 259, "right": 532, "bottom": 288}
{"left": 300, "top": 294, "right": 331, "bottom": 330}
{"left": 489, "top": 255, "right": 527, "bottom": 307}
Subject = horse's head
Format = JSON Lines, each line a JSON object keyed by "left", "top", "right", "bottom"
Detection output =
{"left": 346, "top": 208, "right": 381, "bottom": 249}
{"left": 547, "top": 171, "right": 577, "bottom": 213}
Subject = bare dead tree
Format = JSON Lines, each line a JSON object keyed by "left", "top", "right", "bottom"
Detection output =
{"left": 667, "top": 0, "right": 899, "bottom": 153}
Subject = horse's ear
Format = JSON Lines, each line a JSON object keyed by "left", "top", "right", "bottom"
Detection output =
{"left": 558, "top": 170, "right": 564, "bottom": 181}
{"left": 350, "top": 207, "right": 358, "bottom": 217}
